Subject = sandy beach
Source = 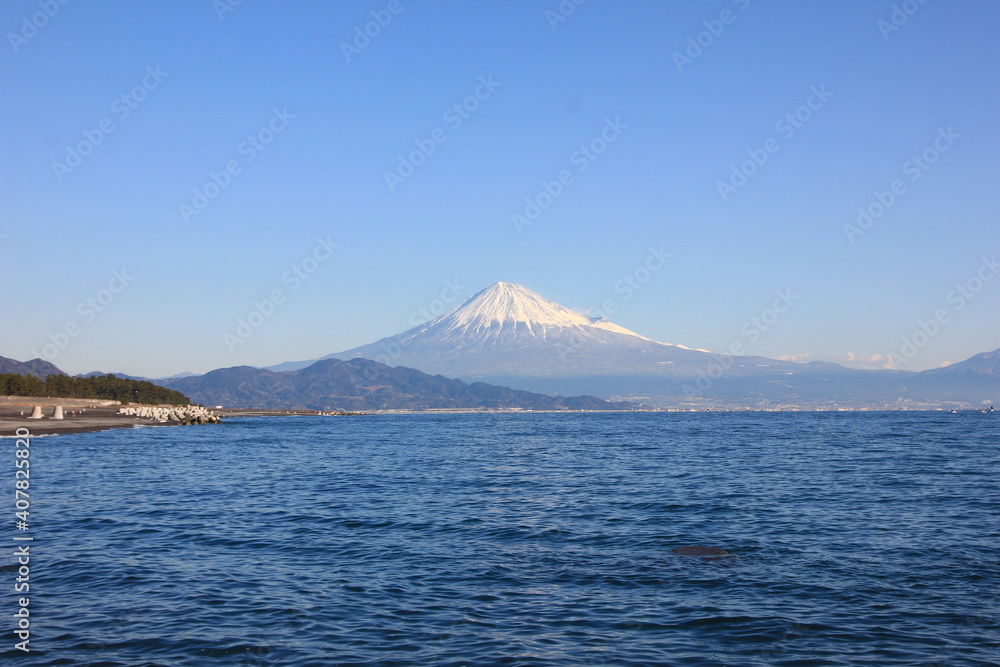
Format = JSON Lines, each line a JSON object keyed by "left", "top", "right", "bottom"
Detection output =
{"left": 0, "top": 397, "right": 189, "bottom": 437}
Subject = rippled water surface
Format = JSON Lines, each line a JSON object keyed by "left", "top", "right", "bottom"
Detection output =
{"left": 5, "top": 412, "right": 999, "bottom": 665}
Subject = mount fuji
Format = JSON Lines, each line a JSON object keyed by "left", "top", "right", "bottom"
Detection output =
{"left": 269, "top": 282, "right": 723, "bottom": 381}
{"left": 262, "top": 281, "right": 996, "bottom": 408}
{"left": 342, "top": 281, "right": 741, "bottom": 380}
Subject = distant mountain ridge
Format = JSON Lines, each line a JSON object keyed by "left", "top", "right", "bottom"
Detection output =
{"left": 0, "top": 355, "right": 64, "bottom": 379}
{"left": 77, "top": 370, "right": 198, "bottom": 382}
{"left": 922, "top": 349, "right": 1000, "bottom": 378}
{"left": 161, "top": 358, "right": 632, "bottom": 411}
{"left": 77, "top": 370, "right": 150, "bottom": 381}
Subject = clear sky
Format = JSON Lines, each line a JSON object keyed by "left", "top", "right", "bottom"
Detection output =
{"left": 1, "top": 0, "right": 997, "bottom": 377}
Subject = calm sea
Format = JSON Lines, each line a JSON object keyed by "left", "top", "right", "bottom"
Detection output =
{"left": 4, "top": 412, "right": 999, "bottom": 666}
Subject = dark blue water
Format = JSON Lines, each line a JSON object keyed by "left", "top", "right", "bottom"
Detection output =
{"left": 4, "top": 412, "right": 999, "bottom": 666}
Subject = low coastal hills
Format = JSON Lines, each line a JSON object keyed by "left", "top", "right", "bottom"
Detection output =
{"left": 159, "top": 358, "right": 633, "bottom": 411}
{"left": 0, "top": 355, "right": 632, "bottom": 412}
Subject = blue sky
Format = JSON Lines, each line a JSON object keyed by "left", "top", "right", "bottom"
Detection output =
{"left": 1, "top": 0, "right": 997, "bottom": 377}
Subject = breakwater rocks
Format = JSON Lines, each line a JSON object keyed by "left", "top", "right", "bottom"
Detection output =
{"left": 119, "top": 405, "right": 222, "bottom": 425}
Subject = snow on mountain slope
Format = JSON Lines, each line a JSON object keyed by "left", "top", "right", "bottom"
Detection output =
{"left": 442, "top": 282, "right": 590, "bottom": 330}
{"left": 318, "top": 282, "right": 737, "bottom": 380}
{"left": 587, "top": 318, "right": 656, "bottom": 342}
{"left": 405, "top": 282, "right": 657, "bottom": 348}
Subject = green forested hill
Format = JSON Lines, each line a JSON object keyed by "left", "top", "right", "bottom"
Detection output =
{"left": 0, "top": 373, "right": 190, "bottom": 405}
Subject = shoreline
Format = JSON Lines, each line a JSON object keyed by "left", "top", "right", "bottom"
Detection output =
{"left": 4, "top": 404, "right": 991, "bottom": 437}
{"left": 0, "top": 399, "right": 219, "bottom": 437}
{"left": 0, "top": 407, "right": 177, "bottom": 437}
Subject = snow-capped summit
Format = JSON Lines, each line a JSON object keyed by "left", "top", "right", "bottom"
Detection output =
{"left": 446, "top": 281, "right": 590, "bottom": 330}
{"left": 420, "top": 281, "right": 653, "bottom": 346}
